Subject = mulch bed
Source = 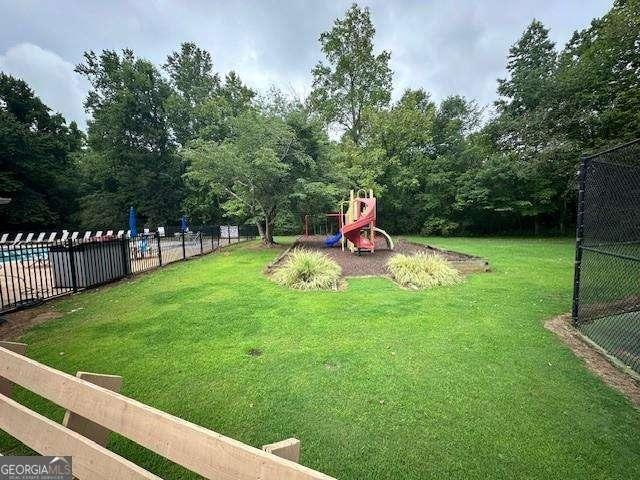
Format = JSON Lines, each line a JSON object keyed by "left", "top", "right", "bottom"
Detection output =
{"left": 546, "top": 314, "right": 640, "bottom": 408}
{"left": 288, "top": 235, "right": 489, "bottom": 277}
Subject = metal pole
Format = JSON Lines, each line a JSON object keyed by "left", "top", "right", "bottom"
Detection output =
{"left": 68, "top": 238, "right": 78, "bottom": 293}
{"left": 200, "top": 230, "right": 203, "bottom": 254}
{"left": 120, "top": 237, "right": 130, "bottom": 276}
{"left": 157, "top": 232, "right": 162, "bottom": 266}
{"left": 572, "top": 155, "right": 588, "bottom": 326}
{"left": 182, "top": 232, "right": 186, "bottom": 260}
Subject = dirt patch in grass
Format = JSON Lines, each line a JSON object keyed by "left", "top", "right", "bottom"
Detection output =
{"left": 287, "top": 235, "right": 489, "bottom": 277}
{"left": 0, "top": 306, "right": 62, "bottom": 341}
{"left": 546, "top": 313, "right": 640, "bottom": 408}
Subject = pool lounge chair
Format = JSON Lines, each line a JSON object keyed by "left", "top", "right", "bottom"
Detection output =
{"left": 116, "top": 230, "right": 124, "bottom": 238}
{"left": 22, "top": 233, "right": 34, "bottom": 244}
{"left": 157, "top": 226, "right": 165, "bottom": 237}
{"left": 106, "top": 230, "right": 113, "bottom": 237}
{"left": 46, "top": 232, "right": 57, "bottom": 243}
{"left": 0, "top": 233, "right": 8, "bottom": 244}
{"left": 83, "top": 232, "right": 91, "bottom": 240}
{"left": 35, "top": 233, "right": 46, "bottom": 242}
{"left": 71, "top": 232, "right": 79, "bottom": 240}
{"left": 95, "top": 230, "right": 103, "bottom": 238}
{"left": 11, "top": 233, "right": 23, "bottom": 245}
{"left": 60, "top": 231, "right": 69, "bottom": 242}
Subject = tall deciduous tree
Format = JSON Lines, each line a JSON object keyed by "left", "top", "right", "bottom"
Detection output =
{"left": 555, "top": 0, "right": 640, "bottom": 148}
{"left": 0, "top": 74, "right": 82, "bottom": 229}
{"left": 164, "top": 42, "right": 220, "bottom": 147}
{"left": 185, "top": 95, "right": 336, "bottom": 244}
{"left": 310, "top": 3, "right": 392, "bottom": 144}
{"left": 75, "top": 49, "right": 183, "bottom": 227}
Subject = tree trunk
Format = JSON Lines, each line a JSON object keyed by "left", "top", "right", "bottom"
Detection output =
{"left": 534, "top": 216, "right": 541, "bottom": 236}
{"left": 256, "top": 220, "right": 265, "bottom": 241}
{"left": 263, "top": 217, "right": 277, "bottom": 246}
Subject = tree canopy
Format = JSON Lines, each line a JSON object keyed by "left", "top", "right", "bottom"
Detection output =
{"left": 1, "top": 1, "right": 639, "bottom": 238}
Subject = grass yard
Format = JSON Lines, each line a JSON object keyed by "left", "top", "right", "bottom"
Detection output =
{"left": 2, "top": 237, "right": 640, "bottom": 479}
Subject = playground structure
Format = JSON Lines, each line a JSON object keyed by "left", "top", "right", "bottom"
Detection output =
{"left": 324, "top": 189, "right": 394, "bottom": 253}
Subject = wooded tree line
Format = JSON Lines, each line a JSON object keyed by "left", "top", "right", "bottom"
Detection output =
{"left": 1, "top": 0, "right": 639, "bottom": 242}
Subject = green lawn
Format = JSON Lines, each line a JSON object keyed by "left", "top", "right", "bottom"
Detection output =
{"left": 3, "top": 237, "right": 640, "bottom": 479}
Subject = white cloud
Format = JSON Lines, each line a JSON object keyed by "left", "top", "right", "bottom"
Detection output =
{"left": 0, "top": 43, "right": 88, "bottom": 128}
{"left": 0, "top": 1, "right": 612, "bottom": 130}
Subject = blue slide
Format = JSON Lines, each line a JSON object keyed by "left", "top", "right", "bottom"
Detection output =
{"left": 325, "top": 231, "right": 342, "bottom": 247}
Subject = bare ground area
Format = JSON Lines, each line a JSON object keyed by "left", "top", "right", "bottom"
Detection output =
{"left": 0, "top": 304, "right": 62, "bottom": 341}
{"left": 546, "top": 313, "right": 640, "bottom": 408}
{"left": 288, "top": 235, "right": 490, "bottom": 277}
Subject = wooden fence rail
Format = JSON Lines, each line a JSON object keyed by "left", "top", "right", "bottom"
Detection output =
{"left": 0, "top": 346, "right": 334, "bottom": 480}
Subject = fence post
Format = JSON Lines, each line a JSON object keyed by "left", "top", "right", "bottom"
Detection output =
{"left": 67, "top": 238, "right": 78, "bottom": 293}
{"left": 182, "top": 232, "right": 186, "bottom": 260}
{"left": 211, "top": 227, "right": 214, "bottom": 251}
{"left": 200, "top": 231, "right": 203, "bottom": 255}
{"left": 572, "top": 154, "right": 588, "bottom": 326}
{"left": 120, "top": 237, "right": 130, "bottom": 277}
{"left": 228, "top": 226, "right": 231, "bottom": 245}
{"left": 157, "top": 232, "right": 162, "bottom": 266}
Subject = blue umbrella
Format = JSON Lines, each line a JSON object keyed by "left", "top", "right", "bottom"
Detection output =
{"left": 129, "top": 206, "right": 138, "bottom": 237}
{"left": 180, "top": 215, "right": 188, "bottom": 233}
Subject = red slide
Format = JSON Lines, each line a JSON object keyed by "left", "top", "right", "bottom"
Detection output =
{"left": 341, "top": 197, "right": 376, "bottom": 251}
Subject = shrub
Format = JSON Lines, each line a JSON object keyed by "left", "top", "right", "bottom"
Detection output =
{"left": 272, "top": 249, "right": 342, "bottom": 290}
{"left": 387, "top": 252, "right": 462, "bottom": 290}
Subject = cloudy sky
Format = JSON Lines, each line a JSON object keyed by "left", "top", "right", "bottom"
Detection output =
{"left": 0, "top": 0, "right": 611, "bottom": 129}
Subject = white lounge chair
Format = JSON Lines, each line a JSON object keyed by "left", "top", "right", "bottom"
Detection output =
{"left": 35, "top": 232, "right": 46, "bottom": 242}
{"left": 95, "top": 230, "right": 103, "bottom": 238}
{"left": 126, "top": 230, "right": 131, "bottom": 238}
{"left": 60, "top": 231, "right": 69, "bottom": 242}
{"left": 0, "top": 233, "right": 8, "bottom": 244}
{"left": 157, "top": 227, "right": 165, "bottom": 237}
{"left": 106, "top": 230, "right": 113, "bottom": 237}
{"left": 71, "top": 231, "right": 79, "bottom": 240}
{"left": 83, "top": 231, "right": 91, "bottom": 240}
{"left": 23, "top": 233, "right": 34, "bottom": 243}
{"left": 116, "top": 230, "right": 124, "bottom": 238}
{"left": 46, "top": 232, "right": 57, "bottom": 243}
{"left": 11, "top": 233, "right": 23, "bottom": 245}
{"left": 143, "top": 228, "right": 150, "bottom": 234}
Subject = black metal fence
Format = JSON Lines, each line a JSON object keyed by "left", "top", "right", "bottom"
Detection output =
{"left": 0, "top": 225, "right": 258, "bottom": 313}
{"left": 572, "top": 139, "right": 640, "bottom": 373}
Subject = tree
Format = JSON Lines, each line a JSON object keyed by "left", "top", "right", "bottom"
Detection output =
{"left": 75, "top": 49, "right": 183, "bottom": 227}
{"left": 554, "top": 0, "right": 640, "bottom": 148}
{"left": 361, "top": 89, "right": 436, "bottom": 232}
{"left": 0, "top": 74, "right": 82, "bottom": 229}
{"left": 164, "top": 42, "right": 220, "bottom": 146}
{"left": 310, "top": 3, "right": 392, "bottom": 144}
{"left": 494, "top": 20, "right": 558, "bottom": 153}
{"left": 185, "top": 110, "right": 299, "bottom": 245}
{"left": 185, "top": 90, "right": 339, "bottom": 244}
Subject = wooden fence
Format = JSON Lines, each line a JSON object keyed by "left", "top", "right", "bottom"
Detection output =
{"left": 0, "top": 344, "right": 334, "bottom": 480}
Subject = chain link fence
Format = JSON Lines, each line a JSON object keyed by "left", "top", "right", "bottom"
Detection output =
{"left": 572, "top": 139, "right": 640, "bottom": 373}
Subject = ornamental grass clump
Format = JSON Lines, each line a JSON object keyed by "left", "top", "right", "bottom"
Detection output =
{"left": 273, "top": 249, "right": 342, "bottom": 290}
{"left": 387, "top": 252, "right": 462, "bottom": 290}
